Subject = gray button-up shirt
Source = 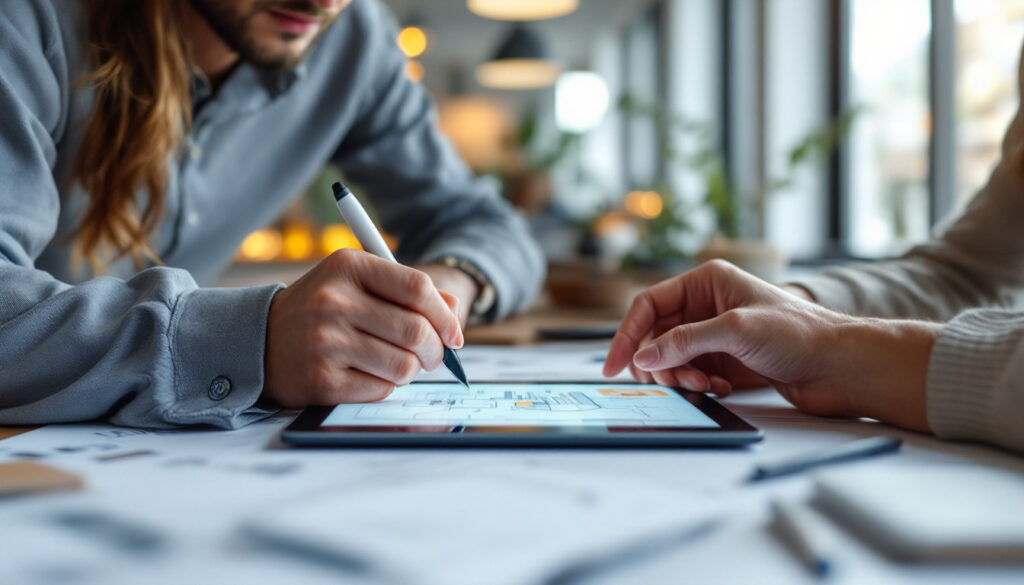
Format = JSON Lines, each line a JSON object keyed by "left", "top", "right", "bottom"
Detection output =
{"left": 0, "top": 0, "right": 544, "bottom": 428}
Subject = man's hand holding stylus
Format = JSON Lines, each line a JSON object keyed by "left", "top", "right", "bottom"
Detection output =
{"left": 263, "top": 249, "right": 464, "bottom": 408}
{"left": 603, "top": 259, "right": 938, "bottom": 433}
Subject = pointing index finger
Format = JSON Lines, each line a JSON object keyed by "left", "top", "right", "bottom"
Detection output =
{"left": 603, "top": 292, "right": 658, "bottom": 377}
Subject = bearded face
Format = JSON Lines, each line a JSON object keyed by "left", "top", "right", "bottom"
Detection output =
{"left": 188, "top": 0, "right": 351, "bottom": 71}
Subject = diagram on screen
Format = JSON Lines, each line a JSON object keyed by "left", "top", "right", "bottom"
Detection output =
{"left": 324, "top": 383, "right": 716, "bottom": 427}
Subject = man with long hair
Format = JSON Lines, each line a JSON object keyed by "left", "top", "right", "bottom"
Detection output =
{"left": 0, "top": 0, "right": 544, "bottom": 427}
{"left": 606, "top": 40, "right": 1024, "bottom": 453}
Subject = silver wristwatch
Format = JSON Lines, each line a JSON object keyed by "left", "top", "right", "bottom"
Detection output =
{"left": 438, "top": 256, "right": 496, "bottom": 321}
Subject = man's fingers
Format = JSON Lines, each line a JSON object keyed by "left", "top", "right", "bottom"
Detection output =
{"left": 341, "top": 333, "right": 428, "bottom": 386}
{"left": 347, "top": 252, "right": 462, "bottom": 348}
{"left": 633, "top": 312, "right": 742, "bottom": 372}
{"left": 321, "top": 369, "right": 395, "bottom": 404}
{"left": 346, "top": 294, "right": 446, "bottom": 370}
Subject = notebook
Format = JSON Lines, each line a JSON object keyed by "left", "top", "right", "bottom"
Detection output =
{"left": 814, "top": 463, "right": 1024, "bottom": 562}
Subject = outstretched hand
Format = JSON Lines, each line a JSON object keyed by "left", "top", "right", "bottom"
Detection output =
{"left": 603, "top": 260, "right": 939, "bottom": 432}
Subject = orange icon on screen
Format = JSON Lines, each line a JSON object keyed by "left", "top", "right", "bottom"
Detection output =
{"left": 597, "top": 388, "right": 668, "bottom": 397}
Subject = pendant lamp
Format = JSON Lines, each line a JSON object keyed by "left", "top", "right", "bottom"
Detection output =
{"left": 476, "top": 24, "right": 561, "bottom": 90}
{"left": 467, "top": 0, "right": 578, "bottom": 21}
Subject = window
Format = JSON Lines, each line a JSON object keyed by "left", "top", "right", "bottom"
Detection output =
{"left": 954, "top": 1, "right": 1024, "bottom": 206}
{"left": 846, "top": 0, "right": 932, "bottom": 257}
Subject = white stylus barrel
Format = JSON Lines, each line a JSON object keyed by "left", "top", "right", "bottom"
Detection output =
{"left": 330, "top": 181, "right": 469, "bottom": 388}
{"left": 332, "top": 182, "right": 396, "bottom": 262}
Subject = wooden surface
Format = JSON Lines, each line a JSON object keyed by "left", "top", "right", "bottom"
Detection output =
{"left": 0, "top": 427, "right": 35, "bottom": 441}
{"left": 466, "top": 304, "right": 624, "bottom": 345}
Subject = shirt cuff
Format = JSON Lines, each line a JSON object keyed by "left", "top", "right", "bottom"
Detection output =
{"left": 926, "top": 309, "right": 1024, "bottom": 446}
{"left": 165, "top": 283, "right": 284, "bottom": 428}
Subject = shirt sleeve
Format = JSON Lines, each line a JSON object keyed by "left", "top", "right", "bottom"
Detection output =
{"left": 0, "top": 3, "right": 280, "bottom": 429}
{"left": 792, "top": 44, "right": 1024, "bottom": 321}
{"left": 329, "top": 2, "right": 545, "bottom": 321}
{"left": 926, "top": 309, "right": 1024, "bottom": 454}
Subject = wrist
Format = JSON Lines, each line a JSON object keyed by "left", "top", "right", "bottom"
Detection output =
{"left": 416, "top": 263, "right": 479, "bottom": 326}
{"left": 838, "top": 318, "right": 941, "bottom": 433}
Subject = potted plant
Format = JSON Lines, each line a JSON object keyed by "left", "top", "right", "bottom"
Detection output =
{"left": 618, "top": 95, "right": 857, "bottom": 282}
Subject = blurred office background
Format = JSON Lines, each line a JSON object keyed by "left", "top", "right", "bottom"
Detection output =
{"left": 231, "top": 0, "right": 1023, "bottom": 307}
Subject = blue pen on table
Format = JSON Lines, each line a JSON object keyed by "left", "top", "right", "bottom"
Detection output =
{"left": 331, "top": 181, "right": 469, "bottom": 389}
{"left": 748, "top": 436, "right": 902, "bottom": 483}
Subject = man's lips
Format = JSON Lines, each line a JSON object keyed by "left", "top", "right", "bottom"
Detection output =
{"left": 267, "top": 8, "right": 322, "bottom": 35}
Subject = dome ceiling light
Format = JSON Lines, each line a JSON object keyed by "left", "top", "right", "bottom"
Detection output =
{"left": 467, "top": 0, "right": 578, "bottom": 21}
{"left": 476, "top": 24, "right": 561, "bottom": 90}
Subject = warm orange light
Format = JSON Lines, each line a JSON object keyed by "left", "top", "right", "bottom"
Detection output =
{"left": 320, "top": 224, "right": 363, "bottom": 256}
{"left": 468, "top": 0, "right": 578, "bottom": 21}
{"left": 238, "top": 229, "right": 283, "bottom": 262}
{"left": 624, "top": 190, "right": 663, "bottom": 219}
{"left": 438, "top": 95, "right": 512, "bottom": 170}
{"left": 406, "top": 59, "right": 425, "bottom": 83}
{"left": 282, "top": 224, "right": 315, "bottom": 260}
{"left": 593, "top": 211, "right": 629, "bottom": 236}
{"left": 475, "top": 59, "right": 561, "bottom": 90}
{"left": 397, "top": 26, "right": 428, "bottom": 58}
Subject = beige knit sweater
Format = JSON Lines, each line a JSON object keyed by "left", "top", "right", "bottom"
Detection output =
{"left": 794, "top": 44, "right": 1024, "bottom": 453}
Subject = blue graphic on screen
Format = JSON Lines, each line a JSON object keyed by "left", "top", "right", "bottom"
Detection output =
{"left": 321, "top": 383, "right": 719, "bottom": 428}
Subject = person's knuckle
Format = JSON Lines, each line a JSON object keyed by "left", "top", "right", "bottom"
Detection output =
{"left": 630, "top": 290, "right": 652, "bottom": 311}
{"left": 399, "top": 317, "right": 431, "bottom": 348}
{"left": 308, "top": 287, "right": 338, "bottom": 313}
{"left": 395, "top": 355, "right": 420, "bottom": 384}
{"left": 704, "top": 258, "right": 735, "bottom": 274}
{"left": 407, "top": 271, "right": 434, "bottom": 299}
{"left": 333, "top": 246, "right": 359, "bottom": 263}
{"left": 669, "top": 325, "right": 689, "bottom": 348}
{"left": 330, "top": 247, "right": 365, "bottom": 276}
{"left": 723, "top": 308, "right": 749, "bottom": 330}
{"left": 307, "top": 323, "right": 333, "bottom": 349}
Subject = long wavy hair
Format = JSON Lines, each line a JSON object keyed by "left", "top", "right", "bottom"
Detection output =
{"left": 70, "top": 0, "right": 192, "bottom": 274}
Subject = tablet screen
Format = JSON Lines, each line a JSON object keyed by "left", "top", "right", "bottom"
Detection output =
{"left": 320, "top": 383, "right": 719, "bottom": 429}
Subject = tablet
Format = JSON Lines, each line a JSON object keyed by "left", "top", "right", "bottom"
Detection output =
{"left": 282, "top": 382, "right": 762, "bottom": 447}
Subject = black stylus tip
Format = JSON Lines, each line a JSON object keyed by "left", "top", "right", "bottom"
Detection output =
{"left": 443, "top": 347, "right": 470, "bottom": 390}
{"left": 332, "top": 181, "right": 350, "bottom": 201}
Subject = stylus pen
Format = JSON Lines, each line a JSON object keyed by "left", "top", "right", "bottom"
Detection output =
{"left": 748, "top": 436, "right": 901, "bottom": 482}
{"left": 771, "top": 499, "right": 835, "bottom": 577}
{"left": 331, "top": 181, "right": 469, "bottom": 389}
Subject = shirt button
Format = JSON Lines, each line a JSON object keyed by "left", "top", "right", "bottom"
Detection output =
{"left": 186, "top": 212, "right": 200, "bottom": 226}
{"left": 188, "top": 141, "right": 202, "bottom": 160}
{"left": 208, "top": 376, "right": 232, "bottom": 401}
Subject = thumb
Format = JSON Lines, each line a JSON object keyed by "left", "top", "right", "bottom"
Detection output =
{"left": 632, "top": 313, "right": 742, "bottom": 371}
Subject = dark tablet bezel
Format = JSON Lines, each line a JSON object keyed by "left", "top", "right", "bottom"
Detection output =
{"left": 282, "top": 381, "right": 763, "bottom": 448}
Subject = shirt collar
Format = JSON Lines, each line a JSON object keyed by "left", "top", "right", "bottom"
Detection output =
{"left": 189, "top": 60, "right": 307, "bottom": 118}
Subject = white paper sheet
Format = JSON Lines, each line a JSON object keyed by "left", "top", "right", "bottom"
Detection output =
{"left": 244, "top": 466, "right": 721, "bottom": 585}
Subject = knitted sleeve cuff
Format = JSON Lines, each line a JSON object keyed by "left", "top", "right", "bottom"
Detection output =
{"left": 926, "top": 308, "right": 1024, "bottom": 451}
